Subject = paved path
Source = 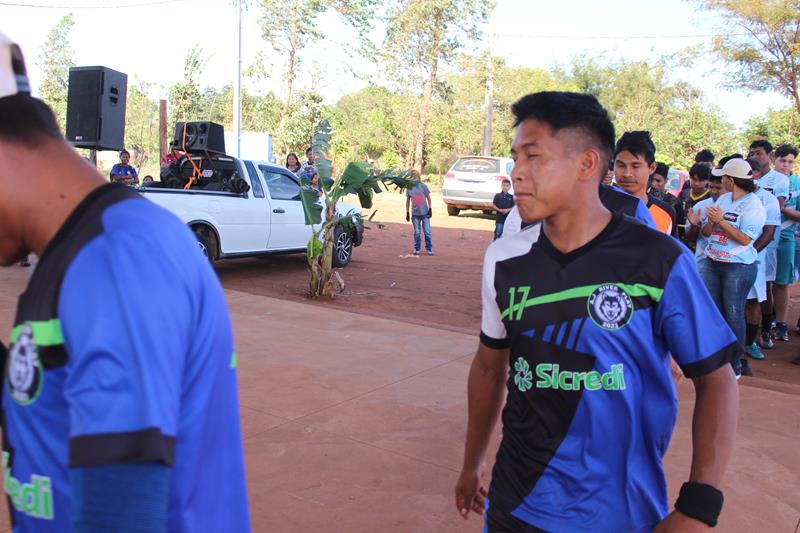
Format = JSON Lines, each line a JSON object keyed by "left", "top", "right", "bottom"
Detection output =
{"left": 0, "top": 268, "right": 798, "bottom": 531}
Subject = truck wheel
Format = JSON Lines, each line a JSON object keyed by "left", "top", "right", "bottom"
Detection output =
{"left": 194, "top": 227, "right": 218, "bottom": 263}
{"left": 447, "top": 206, "right": 460, "bottom": 217}
{"left": 332, "top": 227, "right": 353, "bottom": 267}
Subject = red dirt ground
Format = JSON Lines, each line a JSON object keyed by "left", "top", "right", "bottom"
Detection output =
{"left": 217, "top": 191, "right": 800, "bottom": 393}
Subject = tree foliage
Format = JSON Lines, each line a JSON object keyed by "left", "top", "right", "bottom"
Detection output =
{"left": 742, "top": 107, "right": 800, "bottom": 147}
{"left": 699, "top": 0, "right": 800, "bottom": 112}
{"left": 37, "top": 13, "right": 75, "bottom": 132}
{"left": 383, "top": 0, "right": 491, "bottom": 172}
{"left": 258, "top": 0, "right": 379, "bottom": 153}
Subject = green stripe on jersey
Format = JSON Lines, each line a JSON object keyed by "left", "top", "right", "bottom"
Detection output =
{"left": 9, "top": 319, "right": 64, "bottom": 346}
{"left": 501, "top": 283, "right": 664, "bottom": 321}
{"left": 230, "top": 351, "right": 238, "bottom": 369}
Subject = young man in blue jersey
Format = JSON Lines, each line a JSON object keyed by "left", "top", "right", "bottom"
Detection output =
{"left": 0, "top": 35, "right": 250, "bottom": 532}
{"left": 455, "top": 91, "right": 739, "bottom": 532}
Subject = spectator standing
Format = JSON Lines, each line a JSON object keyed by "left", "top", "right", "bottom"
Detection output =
{"left": 679, "top": 164, "right": 712, "bottom": 248}
{"left": 492, "top": 179, "right": 514, "bottom": 239}
{"left": 613, "top": 131, "right": 677, "bottom": 236}
{"left": 110, "top": 149, "right": 139, "bottom": 185}
{"left": 739, "top": 158, "right": 780, "bottom": 370}
{"left": 405, "top": 170, "right": 434, "bottom": 256}
{"left": 771, "top": 144, "right": 800, "bottom": 341}
{"left": 300, "top": 147, "right": 315, "bottom": 174}
{"left": 698, "top": 158, "right": 765, "bottom": 377}
{"left": 650, "top": 162, "right": 684, "bottom": 239}
{"left": 285, "top": 152, "right": 302, "bottom": 175}
{"left": 0, "top": 34, "right": 250, "bottom": 531}
{"left": 686, "top": 172, "right": 725, "bottom": 264}
{"left": 748, "top": 140, "right": 788, "bottom": 348}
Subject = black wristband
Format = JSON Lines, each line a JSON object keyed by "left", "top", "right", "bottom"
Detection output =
{"left": 674, "top": 481, "right": 724, "bottom": 527}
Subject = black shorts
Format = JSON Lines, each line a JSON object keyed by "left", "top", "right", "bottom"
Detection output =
{"left": 485, "top": 504, "right": 549, "bottom": 533}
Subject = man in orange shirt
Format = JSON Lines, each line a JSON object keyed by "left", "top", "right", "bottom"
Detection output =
{"left": 613, "top": 131, "right": 677, "bottom": 237}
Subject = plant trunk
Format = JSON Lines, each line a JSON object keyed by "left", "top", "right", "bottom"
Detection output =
{"left": 278, "top": 15, "right": 298, "bottom": 153}
{"left": 413, "top": 20, "right": 442, "bottom": 174}
{"left": 309, "top": 201, "right": 338, "bottom": 298}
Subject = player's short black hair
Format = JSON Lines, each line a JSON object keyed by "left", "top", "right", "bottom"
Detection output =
{"left": 501, "top": 178, "right": 511, "bottom": 185}
{"left": 614, "top": 131, "right": 656, "bottom": 165}
{"left": 694, "top": 149, "right": 714, "bottom": 164}
{"left": 749, "top": 139, "right": 773, "bottom": 154}
{"left": 689, "top": 163, "right": 711, "bottom": 180}
{"left": 0, "top": 94, "right": 62, "bottom": 148}
{"left": 0, "top": 43, "right": 61, "bottom": 148}
{"left": 708, "top": 174, "right": 722, "bottom": 184}
{"left": 653, "top": 162, "right": 669, "bottom": 178}
{"left": 306, "top": 147, "right": 313, "bottom": 155}
{"left": 511, "top": 91, "right": 615, "bottom": 168}
{"left": 774, "top": 144, "right": 798, "bottom": 159}
{"left": 120, "top": 149, "right": 130, "bottom": 156}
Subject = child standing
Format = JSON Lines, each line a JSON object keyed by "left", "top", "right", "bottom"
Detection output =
{"left": 405, "top": 170, "right": 434, "bottom": 255}
{"left": 492, "top": 179, "right": 514, "bottom": 239}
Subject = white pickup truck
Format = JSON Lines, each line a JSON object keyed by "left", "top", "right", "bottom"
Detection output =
{"left": 140, "top": 154, "right": 363, "bottom": 267}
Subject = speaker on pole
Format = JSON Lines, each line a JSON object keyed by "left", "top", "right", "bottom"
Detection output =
{"left": 66, "top": 66, "right": 127, "bottom": 151}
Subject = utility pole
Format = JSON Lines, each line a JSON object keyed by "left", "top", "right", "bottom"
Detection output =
{"left": 159, "top": 99, "right": 168, "bottom": 160}
{"left": 481, "top": 6, "right": 496, "bottom": 156}
{"left": 233, "top": 0, "right": 243, "bottom": 157}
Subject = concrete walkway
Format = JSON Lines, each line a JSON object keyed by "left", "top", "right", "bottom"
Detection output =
{"left": 0, "top": 267, "right": 797, "bottom": 531}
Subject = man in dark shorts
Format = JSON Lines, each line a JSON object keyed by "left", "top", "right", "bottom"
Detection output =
{"left": 455, "top": 91, "right": 739, "bottom": 532}
{"left": 0, "top": 34, "right": 249, "bottom": 531}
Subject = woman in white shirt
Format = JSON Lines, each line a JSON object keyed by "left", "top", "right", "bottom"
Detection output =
{"left": 694, "top": 158, "right": 766, "bottom": 378}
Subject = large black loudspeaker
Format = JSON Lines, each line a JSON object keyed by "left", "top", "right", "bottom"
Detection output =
{"left": 66, "top": 66, "right": 127, "bottom": 151}
{"left": 172, "top": 121, "right": 226, "bottom": 154}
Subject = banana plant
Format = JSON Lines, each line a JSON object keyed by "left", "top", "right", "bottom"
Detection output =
{"left": 300, "top": 119, "right": 414, "bottom": 298}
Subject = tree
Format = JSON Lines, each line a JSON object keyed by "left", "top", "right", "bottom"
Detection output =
{"left": 699, "top": 0, "right": 800, "bottom": 112}
{"left": 258, "top": 0, "right": 378, "bottom": 153}
{"left": 37, "top": 14, "right": 75, "bottom": 132}
{"left": 383, "top": 0, "right": 491, "bottom": 172}
{"left": 169, "top": 44, "right": 210, "bottom": 123}
{"left": 125, "top": 78, "right": 160, "bottom": 173}
{"left": 742, "top": 107, "right": 800, "bottom": 147}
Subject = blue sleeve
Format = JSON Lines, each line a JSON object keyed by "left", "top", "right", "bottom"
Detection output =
{"left": 109, "top": 164, "right": 120, "bottom": 176}
{"left": 654, "top": 250, "right": 740, "bottom": 377}
{"left": 59, "top": 231, "right": 190, "bottom": 467}
{"left": 635, "top": 198, "right": 657, "bottom": 228}
{"left": 71, "top": 462, "right": 169, "bottom": 532}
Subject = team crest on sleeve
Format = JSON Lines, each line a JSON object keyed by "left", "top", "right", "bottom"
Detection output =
{"left": 7, "top": 324, "right": 43, "bottom": 406}
{"left": 587, "top": 284, "right": 634, "bottom": 330}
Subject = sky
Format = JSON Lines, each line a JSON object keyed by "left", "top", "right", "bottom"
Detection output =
{"left": 0, "top": 0, "right": 792, "bottom": 128}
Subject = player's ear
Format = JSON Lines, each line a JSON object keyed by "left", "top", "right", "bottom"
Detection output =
{"left": 577, "top": 148, "right": 602, "bottom": 183}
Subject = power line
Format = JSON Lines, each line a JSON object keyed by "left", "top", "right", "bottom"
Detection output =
{"left": 0, "top": 0, "right": 183, "bottom": 8}
{"left": 494, "top": 32, "right": 756, "bottom": 41}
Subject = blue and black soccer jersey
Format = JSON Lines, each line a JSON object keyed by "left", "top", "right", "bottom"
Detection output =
{"left": 2, "top": 184, "right": 250, "bottom": 532}
{"left": 480, "top": 213, "right": 739, "bottom": 532}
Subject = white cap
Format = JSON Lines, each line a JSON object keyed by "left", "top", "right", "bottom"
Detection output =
{"left": 712, "top": 158, "right": 754, "bottom": 180}
{"left": 0, "top": 32, "right": 30, "bottom": 99}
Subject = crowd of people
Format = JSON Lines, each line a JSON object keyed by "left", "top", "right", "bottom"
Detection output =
{"left": 603, "top": 137, "right": 800, "bottom": 376}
